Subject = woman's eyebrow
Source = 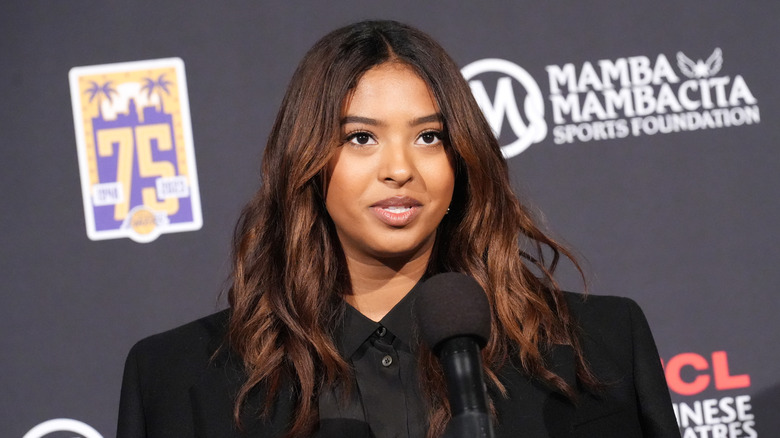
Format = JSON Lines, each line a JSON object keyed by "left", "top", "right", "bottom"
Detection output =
{"left": 409, "top": 113, "right": 442, "bottom": 126}
{"left": 340, "top": 113, "right": 443, "bottom": 127}
{"left": 341, "top": 115, "right": 384, "bottom": 126}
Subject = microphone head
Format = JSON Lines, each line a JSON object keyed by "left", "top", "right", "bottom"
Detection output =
{"left": 415, "top": 273, "right": 491, "bottom": 351}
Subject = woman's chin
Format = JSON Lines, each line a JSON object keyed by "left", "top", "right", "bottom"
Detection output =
{"left": 362, "top": 239, "right": 435, "bottom": 265}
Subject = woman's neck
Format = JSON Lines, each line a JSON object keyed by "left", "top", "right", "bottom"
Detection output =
{"left": 343, "top": 249, "right": 430, "bottom": 322}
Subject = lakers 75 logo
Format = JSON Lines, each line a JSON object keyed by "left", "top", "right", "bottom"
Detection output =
{"left": 69, "top": 58, "right": 202, "bottom": 242}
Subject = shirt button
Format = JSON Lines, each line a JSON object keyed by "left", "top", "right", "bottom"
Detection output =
{"left": 376, "top": 326, "right": 387, "bottom": 337}
{"left": 381, "top": 355, "right": 393, "bottom": 367}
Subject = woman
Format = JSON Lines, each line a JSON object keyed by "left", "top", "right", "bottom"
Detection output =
{"left": 118, "top": 20, "right": 679, "bottom": 438}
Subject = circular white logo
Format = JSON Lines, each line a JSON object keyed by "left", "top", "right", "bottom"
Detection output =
{"left": 23, "top": 418, "right": 104, "bottom": 438}
{"left": 461, "top": 58, "right": 547, "bottom": 158}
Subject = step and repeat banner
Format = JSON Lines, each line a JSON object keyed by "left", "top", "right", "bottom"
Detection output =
{"left": 3, "top": 2, "right": 778, "bottom": 437}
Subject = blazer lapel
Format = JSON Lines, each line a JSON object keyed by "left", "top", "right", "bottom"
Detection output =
{"left": 541, "top": 344, "right": 578, "bottom": 436}
{"left": 491, "top": 345, "right": 576, "bottom": 436}
{"left": 546, "top": 344, "right": 577, "bottom": 388}
{"left": 189, "top": 347, "right": 294, "bottom": 438}
{"left": 493, "top": 344, "right": 623, "bottom": 437}
{"left": 543, "top": 344, "right": 627, "bottom": 431}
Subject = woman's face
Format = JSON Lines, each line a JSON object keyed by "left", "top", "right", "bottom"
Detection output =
{"left": 325, "top": 62, "right": 455, "bottom": 263}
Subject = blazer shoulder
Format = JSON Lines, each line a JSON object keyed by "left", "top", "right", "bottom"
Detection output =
{"left": 563, "top": 291, "right": 641, "bottom": 316}
{"left": 118, "top": 310, "right": 234, "bottom": 438}
{"left": 562, "top": 292, "right": 680, "bottom": 437}
{"left": 563, "top": 292, "right": 649, "bottom": 338}
{"left": 562, "top": 291, "right": 655, "bottom": 359}
{"left": 127, "top": 309, "right": 231, "bottom": 376}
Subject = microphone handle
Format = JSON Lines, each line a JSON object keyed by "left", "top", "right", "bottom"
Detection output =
{"left": 439, "top": 337, "right": 495, "bottom": 438}
{"left": 445, "top": 412, "right": 494, "bottom": 438}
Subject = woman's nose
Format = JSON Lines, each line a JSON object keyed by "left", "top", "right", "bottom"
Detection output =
{"left": 378, "top": 142, "right": 413, "bottom": 186}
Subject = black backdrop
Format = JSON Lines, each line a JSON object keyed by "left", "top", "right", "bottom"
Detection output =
{"left": 3, "top": 2, "right": 779, "bottom": 437}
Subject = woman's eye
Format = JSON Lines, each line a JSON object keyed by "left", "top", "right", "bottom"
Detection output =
{"left": 347, "top": 132, "right": 377, "bottom": 146}
{"left": 416, "top": 131, "right": 442, "bottom": 146}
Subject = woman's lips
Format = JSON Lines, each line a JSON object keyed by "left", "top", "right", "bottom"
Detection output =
{"left": 370, "top": 196, "right": 422, "bottom": 227}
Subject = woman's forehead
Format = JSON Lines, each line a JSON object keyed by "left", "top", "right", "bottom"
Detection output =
{"left": 341, "top": 63, "right": 439, "bottom": 118}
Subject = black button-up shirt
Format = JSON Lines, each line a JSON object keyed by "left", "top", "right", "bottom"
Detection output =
{"left": 317, "top": 283, "right": 426, "bottom": 438}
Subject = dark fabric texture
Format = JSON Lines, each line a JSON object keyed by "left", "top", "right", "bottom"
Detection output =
{"left": 116, "top": 293, "right": 681, "bottom": 438}
{"left": 318, "top": 284, "right": 425, "bottom": 438}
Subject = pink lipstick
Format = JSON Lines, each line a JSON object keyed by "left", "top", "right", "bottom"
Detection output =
{"left": 370, "top": 196, "right": 422, "bottom": 227}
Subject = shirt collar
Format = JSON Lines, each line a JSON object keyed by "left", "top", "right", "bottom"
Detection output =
{"left": 336, "top": 281, "right": 421, "bottom": 359}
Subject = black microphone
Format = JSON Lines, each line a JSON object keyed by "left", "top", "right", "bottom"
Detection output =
{"left": 415, "top": 273, "right": 495, "bottom": 438}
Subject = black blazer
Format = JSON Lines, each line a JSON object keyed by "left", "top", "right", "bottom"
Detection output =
{"left": 117, "top": 293, "right": 680, "bottom": 437}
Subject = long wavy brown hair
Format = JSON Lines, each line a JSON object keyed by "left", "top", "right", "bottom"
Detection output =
{"left": 228, "top": 20, "right": 595, "bottom": 438}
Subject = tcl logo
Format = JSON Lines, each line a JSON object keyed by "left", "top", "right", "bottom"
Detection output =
{"left": 663, "top": 351, "right": 750, "bottom": 396}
